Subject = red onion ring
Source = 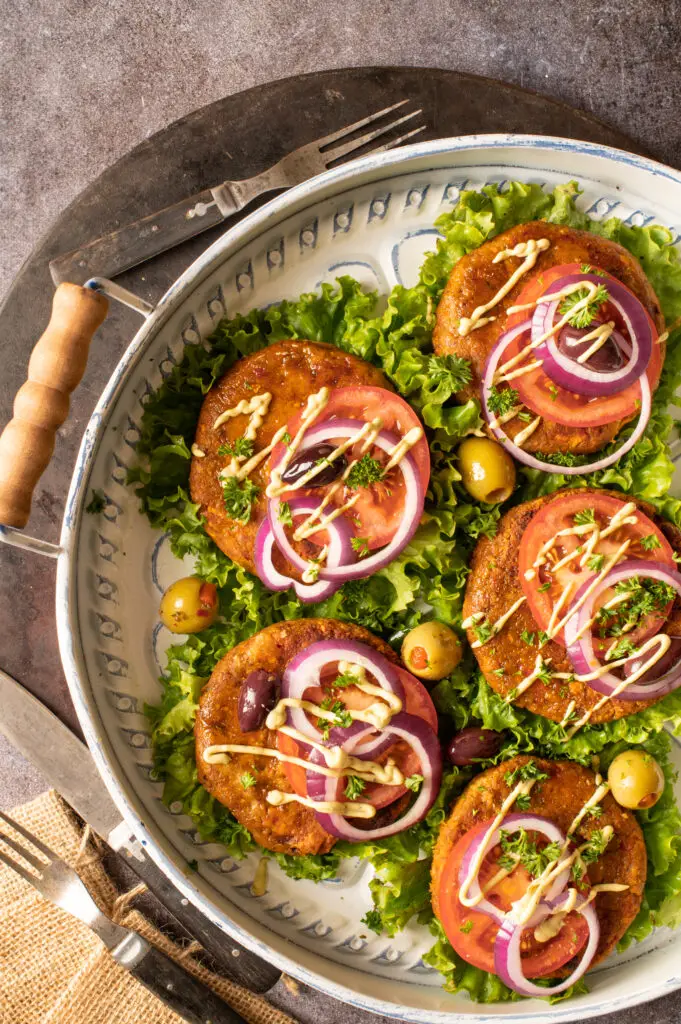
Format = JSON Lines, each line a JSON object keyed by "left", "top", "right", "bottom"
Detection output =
{"left": 306, "top": 711, "right": 441, "bottom": 841}
{"left": 458, "top": 814, "right": 570, "bottom": 923}
{"left": 281, "top": 639, "right": 404, "bottom": 752}
{"left": 494, "top": 895, "right": 600, "bottom": 996}
{"left": 564, "top": 560, "right": 681, "bottom": 700}
{"left": 254, "top": 495, "right": 354, "bottom": 602}
{"left": 482, "top": 323, "right": 652, "bottom": 476}
{"left": 531, "top": 273, "right": 653, "bottom": 396}
{"left": 268, "top": 418, "right": 425, "bottom": 581}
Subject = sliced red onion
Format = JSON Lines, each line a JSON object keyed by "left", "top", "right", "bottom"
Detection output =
{"left": 531, "top": 273, "right": 653, "bottom": 396}
{"left": 253, "top": 496, "right": 355, "bottom": 602}
{"left": 268, "top": 418, "right": 425, "bottom": 581}
{"left": 306, "top": 712, "right": 442, "bottom": 841}
{"left": 482, "top": 324, "right": 652, "bottom": 476}
{"left": 564, "top": 560, "right": 681, "bottom": 701}
{"left": 494, "top": 896, "right": 600, "bottom": 996}
{"left": 458, "top": 814, "right": 570, "bottom": 923}
{"left": 281, "top": 639, "right": 404, "bottom": 749}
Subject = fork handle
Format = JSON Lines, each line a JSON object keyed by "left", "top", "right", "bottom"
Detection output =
{"left": 120, "top": 940, "right": 248, "bottom": 1024}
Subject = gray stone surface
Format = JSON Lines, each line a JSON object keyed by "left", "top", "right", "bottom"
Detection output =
{"left": 3, "top": 1, "right": 681, "bottom": 1021}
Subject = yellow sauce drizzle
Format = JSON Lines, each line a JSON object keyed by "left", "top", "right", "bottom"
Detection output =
{"left": 457, "top": 238, "right": 551, "bottom": 337}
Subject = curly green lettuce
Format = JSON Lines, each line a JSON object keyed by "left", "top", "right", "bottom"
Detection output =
{"left": 133, "top": 178, "right": 681, "bottom": 1003}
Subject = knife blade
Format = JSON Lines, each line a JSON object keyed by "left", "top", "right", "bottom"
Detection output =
{"left": 0, "top": 668, "right": 281, "bottom": 993}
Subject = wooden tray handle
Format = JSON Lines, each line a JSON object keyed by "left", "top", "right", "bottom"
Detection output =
{"left": 0, "top": 283, "right": 108, "bottom": 528}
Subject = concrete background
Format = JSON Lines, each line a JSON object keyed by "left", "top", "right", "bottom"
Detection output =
{"left": 3, "top": 0, "right": 681, "bottom": 1021}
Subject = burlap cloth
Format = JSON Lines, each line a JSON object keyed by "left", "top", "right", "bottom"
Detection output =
{"left": 0, "top": 790, "right": 297, "bottom": 1024}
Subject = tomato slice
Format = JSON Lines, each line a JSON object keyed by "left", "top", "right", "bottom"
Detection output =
{"left": 269, "top": 386, "right": 430, "bottom": 550}
{"left": 518, "top": 491, "right": 675, "bottom": 650}
{"left": 437, "top": 820, "right": 589, "bottom": 978}
{"left": 277, "top": 666, "right": 438, "bottom": 810}
{"left": 504, "top": 263, "right": 662, "bottom": 429}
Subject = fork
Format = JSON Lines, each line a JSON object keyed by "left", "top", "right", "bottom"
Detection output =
{"left": 0, "top": 810, "right": 246, "bottom": 1024}
{"left": 49, "top": 99, "right": 427, "bottom": 285}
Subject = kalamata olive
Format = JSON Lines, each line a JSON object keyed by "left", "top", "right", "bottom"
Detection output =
{"left": 402, "top": 622, "right": 463, "bottom": 681}
{"left": 608, "top": 749, "right": 664, "bottom": 809}
{"left": 281, "top": 443, "right": 347, "bottom": 487}
{"left": 448, "top": 727, "right": 504, "bottom": 766}
{"left": 159, "top": 577, "right": 219, "bottom": 634}
{"left": 237, "top": 669, "right": 280, "bottom": 733}
{"left": 623, "top": 636, "right": 681, "bottom": 683}
{"left": 557, "top": 325, "right": 624, "bottom": 372}
{"left": 457, "top": 438, "right": 516, "bottom": 504}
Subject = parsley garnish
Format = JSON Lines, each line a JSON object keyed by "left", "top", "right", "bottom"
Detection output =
{"left": 351, "top": 536, "right": 370, "bottom": 558}
{"left": 504, "top": 761, "right": 549, "bottom": 788}
{"left": 515, "top": 793, "right": 531, "bottom": 811}
{"left": 281, "top": 431, "right": 292, "bottom": 445}
{"left": 548, "top": 383, "right": 559, "bottom": 401}
{"left": 493, "top": 667, "right": 506, "bottom": 677}
{"left": 218, "top": 436, "right": 255, "bottom": 460}
{"left": 487, "top": 385, "right": 520, "bottom": 417}
{"left": 581, "top": 828, "right": 611, "bottom": 863}
{"left": 334, "top": 670, "right": 360, "bottom": 688}
{"left": 498, "top": 827, "right": 563, "bottom": 877}
{"left": 346, "top": 455, "right": 384, "bottom": 489}
{"left": 597, "top": 577, "right": 676, "bottom": 638}
{"left": 521, "top": 629, "right": 548, "bottom": 647}
{"left": 573, "top": 508, "right": 596, "bottom": 526}
{"left": 537, "top": 581, "right": 551, "bottom": 593}
{"left": 345, "top": 775, "right": 366, "bottom": 800}
{"left": 240, "top": 772, "right": 256, "bottom": 790}
{"left": 536, "top": 658, "right": 553, "bottom": 684}
{"left": 640, "top": 533, "right": 662, "bottom": 551}
{"left": 317, "top": 698, "right": 352, "bottom": 739}
{"left": 474, "top": 620, "right": 495, "bottom": 645}
{"left": 559, "top": 283, "right": 610, "bottom": 329}
{"left": 609, "top": 637, "right": 638, "bottom": 660}
{"left": 404, "top": 774, "right": 424, "bottom": 792}
{"left": 587, "top": 554, "right": 605, "bottom": 572}
{"left": 85, "top": 489, "right": 106, "bottom": 515}
{"left": 427, "top": 354, "right": 473, "bottom": 392}
{"left": 277, "top": 501, "right": 293, "bottom": 526}
{"left": 222, "top": 476, "right": 259, "bottom": 523}
{"left": 459, "top": 920, "right": 474, "bottom": 934}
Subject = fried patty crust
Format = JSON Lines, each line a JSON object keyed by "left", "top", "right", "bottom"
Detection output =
{"left": 190, "top": 339, "right": 388, "bottom": 575}
{"left": 433, "top": 221, "right": 665, "bottom": 455}
{"left": 195, "top": 618, "right": 398, "bottom": 856}
{"left": 431, "top": 755, "right": 647, "bottom": 969}
{"left": 463, "top": 488, "right": 681, "bottom": 724}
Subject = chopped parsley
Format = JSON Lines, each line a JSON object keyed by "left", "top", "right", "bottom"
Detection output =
{"left": 515, "top": 793, "right": 532, "bottom": 811}
{"left": 573, "top": 508, "right": 596, "bottom": 526}
{"left": 427, "top": 353, "right": 473, "bottom": 391}
{"left": 504, "top": 760, "right": 549, "bottom": 788}
{"left": 277, "top": 501, "right": 293, "bottom": 526}
{"left": 459, "top": 920, "right": 474, "bottom": 934}
{"left": 346, "top": 454, "right": 384, "bottom": 489}
{"left": 498, "top": 828, "right": 563, "bottom": 877}
{"left": 217, "top": 436, "right": 255, "bottom": 460}
{"left": 597, "top": 577, "right": 676, "bottom": 637}
{"left": 222, "top": 476, "right": 260, "bottom": 523}
{"left": 487, "top": 385, "right": 520, "bottom": 417}
{"left": 537, "top": 581, "right": 551, "bottom": 593}
{"left": 609, "top": 637, "right": 638, "bottom": 660}
{"left": 473, "top": 620, "right": 495, "bottom": 645}
{"left": 405, "top": 774, "right": 424, "bottom": 792}
{"left": 588, "top": 805, "right": 604, "bottom": 818}
{"left": 351, "top": 536, "right": 370, "bottom": 558}
{"left": 281, "top": 431, "right": 292, "bottom": 446}
{"left": 520, "top": 629, "right": 550, "bottom": 648}
{"left": 85, "top": 489, "right": 106, "bottom": 515}
{"left": 317, "top": 698, "right": 352, "bottom": 739}
{"left": 493, "top": 667, "right": 506, "bottom": 677}
{"left": 240, "top": 772, "right": 256, "bottom": 790}
{"left": 581, "top": 828, "right": 611, "bottom": 863}
{"left": 640, "top": 533, "right": 662, "bottom": 551}
{"left": 587, "top": 554, "right": 605, "bottom": 572}
{"left": 559, "top": 283, "right": 610, "bottom": 329}
{"left": 548, "top": 383, "right": 559, "bottom": 401}
{"left": 334, "top": 670, "right": 361, "bottom": 688}
{"left": 536, "top": 658, "right": 553, "bottom": 684}
{"left": 345, "top": 775, "right": 366, "bottom": 800}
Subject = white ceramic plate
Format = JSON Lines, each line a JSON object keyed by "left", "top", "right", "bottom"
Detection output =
{"left": 56, "top": 136, "right": 681, "bottom": 1022}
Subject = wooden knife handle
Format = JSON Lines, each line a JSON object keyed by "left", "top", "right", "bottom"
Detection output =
{"left": 0, "top": 283, "right": 108, "bottom": 528}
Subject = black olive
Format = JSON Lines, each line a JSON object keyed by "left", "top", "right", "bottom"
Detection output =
{"left": 281, "top": 442, "right": 347, "bottom": 487}
{"left": 447, "top": 727, "right": 504, "bottom": 766}
{"left": 623, "top": 636, "right": 681, "bottom": 683}
{"left": 237, "top": 670, "right": 280, "bottom": 732}
{"left": 557, "top": 325, "right": 624, "bottom": 373}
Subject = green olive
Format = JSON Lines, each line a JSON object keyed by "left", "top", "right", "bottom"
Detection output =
{"left": 457, "top": 437, "right": 516, "bottom": 504}
{"left": 607, "top": 750, "right": 664, "bottom": 810}
{"left": 159, "top": 577, "right": 219, "bottom": 634}
{"left": 402, "top": 622, "right": 463, "bottom": 681}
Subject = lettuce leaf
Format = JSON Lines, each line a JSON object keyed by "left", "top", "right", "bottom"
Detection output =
{"left": 132, "top": 178, "right": 681, "bottom": 1003}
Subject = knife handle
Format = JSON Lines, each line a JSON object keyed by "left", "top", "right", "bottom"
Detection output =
{"left": 0, "top": 282, "right": 108, "bottom": 528}
{"left": 49, "top": 186, "right": 239, "bottom": 286}
{"left": 124, "top": 941, "right": 248, "bottom": 1024}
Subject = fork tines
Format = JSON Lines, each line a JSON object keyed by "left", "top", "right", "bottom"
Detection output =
{"left": 0, "top": 809, "right": 53, "bottom": 883}
{"left": 318, "top": 99, "right": 427, "bottom": 167}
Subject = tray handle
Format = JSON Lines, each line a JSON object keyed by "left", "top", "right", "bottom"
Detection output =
{"left": 0, "top": 282, "right": 108, "bottom": 528}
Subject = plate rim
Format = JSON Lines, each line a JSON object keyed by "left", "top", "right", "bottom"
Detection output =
{"left": 56, "top": 133, "right": 681, "bottom": 1022}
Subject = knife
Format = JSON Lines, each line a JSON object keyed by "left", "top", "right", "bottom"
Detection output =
{"left": 0, "top": 668, "right": 281, "bottom": 993}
